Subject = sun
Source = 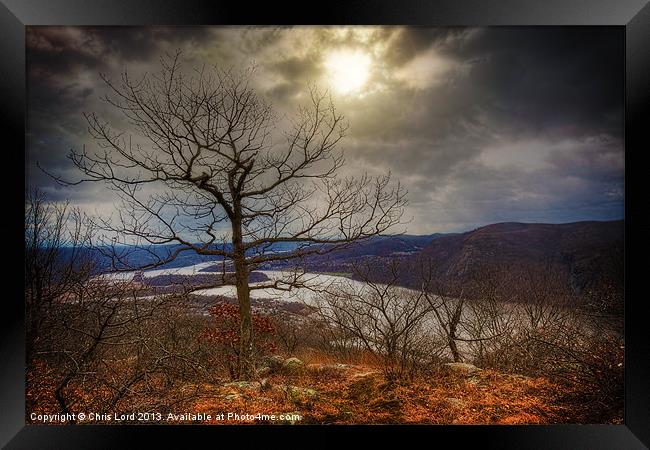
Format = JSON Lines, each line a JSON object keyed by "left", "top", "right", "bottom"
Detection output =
{"left": 324, "top": 49, "right": 372, "bottom": 95}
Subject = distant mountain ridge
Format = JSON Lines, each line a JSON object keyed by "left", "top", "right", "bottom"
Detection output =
{"left": 391, "top": 220, "right": 624, "bottom": 313}
{"left": 417, "top": 220, "right": 622, "bottom": 281}
{"left": 310, "top": 233, "right": 452, "bottom": 260}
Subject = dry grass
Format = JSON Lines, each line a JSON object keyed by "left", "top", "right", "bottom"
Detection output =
{"left": 28, "top": 355, "right": 620, "bottom": 425}
{"left": 189, "top": 361, "right": 599, "bottom": 425}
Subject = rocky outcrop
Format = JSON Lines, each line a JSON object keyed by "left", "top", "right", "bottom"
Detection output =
{"left": 282, "top": 357, "right": 305, "bottom": 374}
{"left": 273, "top": 384, "right": 319, "bottom": 404}
{"left": 308, "top": 363, "right": 352, "bottom": 372}
{"left": 443, "top": 362, "right": 482, "bottom": 376}
{"left": 263, "top": 355, "right": 286, "bottom": 372}
{"left": 347, "top": 371, "right": 381, "bottom": 402}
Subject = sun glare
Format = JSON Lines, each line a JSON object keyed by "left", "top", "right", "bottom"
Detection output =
{"left": 324, "top": 49, "right": 371, "bottom": 95}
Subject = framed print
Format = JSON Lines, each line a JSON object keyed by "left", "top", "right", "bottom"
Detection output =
{"left": 2, "top": 0, "right": 649, "bottom": 448}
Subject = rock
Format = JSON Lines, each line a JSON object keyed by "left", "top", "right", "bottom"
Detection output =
{"left": 445, "top": 397, "right": 466, "bottom": 409}
{"left": 443, "top": 362, "right": 482, "bottom": 376}
{"left": 223, "top": 381, "right": 262, "bottom": 392}
{"left": 257, "top": 366, "right": 272, "bottom": 377}
{"left": 309, "top": 363, "right": 352, "bottom": 371}
{"left": 308, "top": 363, "right": 352, "bottom": 378}
{"left": 351, "top": 370, "right": 379, "bottom": 379}
{"left": 273, "top": 385, "right": 319, "bottom": 403}
{"left": 262, "top": 355, "right": 286, "bottom": 372}
{"left": 333, "top": 363, "right": 351, "bottom": 369}
{"left": 369, "top": 397, "right": 402, "bottom": 410}
{"left": 347, "top": 372, "right": 379, "bottom": 401}
{"left": 282, "top": 357, "right": 305, "bottom": 373}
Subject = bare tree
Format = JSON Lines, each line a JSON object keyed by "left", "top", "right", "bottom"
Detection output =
{"left": 460, "top": 265, "right": 517, "bottom": 367}
{"left": 26, "top": 189, "right": 216, "bottom": 419}
{"left": 25, "top": 188, "right": 95, "bottom": 364}
{"left": 29, "top": 280, "right": 216, "bottom": 420}
{"left": 48, "top": 52, "right": 406, "bottom": 379}
{"left": 313, "top": 259, "right": 437, "bottom": 381}
{"left": 418, "top": 256, "right": 509, "bottom": 364}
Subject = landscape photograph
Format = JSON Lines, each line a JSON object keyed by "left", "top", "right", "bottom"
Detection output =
{"left": 25, "top": 25, "right": 624, "bottom": 425}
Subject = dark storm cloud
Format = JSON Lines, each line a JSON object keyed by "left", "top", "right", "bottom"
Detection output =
{"left": 271, "top": 56, "right": 321, "bottom": 82}
{"left": 26, "top": 26, "right": 624, "bottom": 233}
{"left": 325, "top": 27, "right": 624, "bottom": 232}
{"left": 364, "top": 27, "right": 622, "bottom": 141}
{"left": 264, "top": 55, "right": 323, "bottom": 101}
{"left": 383, "top": 27, "right": 477, "bottom": 66}
{"left": 26, "top": 26, "right": 217, "bottom": 202}
{"left": 27, "top": 26, "right": 214, "bottom": 71}
{"left": 453, "top": 27, "right": 622, "bottom": 137}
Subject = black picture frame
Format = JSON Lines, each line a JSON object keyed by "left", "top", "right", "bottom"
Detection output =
{"left": 2, "top": 1, "right": 649, "bottom": 448}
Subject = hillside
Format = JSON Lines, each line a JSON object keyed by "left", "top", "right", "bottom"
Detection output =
{"left": 340, "top": 233, "right": 451, "bottom": 257}
{"left": 396, "top": 220, "right": 624, "bottom": 311}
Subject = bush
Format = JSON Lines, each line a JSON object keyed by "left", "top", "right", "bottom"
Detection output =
{"left": 200, "top": 302, "right": 276, "bottom": 379}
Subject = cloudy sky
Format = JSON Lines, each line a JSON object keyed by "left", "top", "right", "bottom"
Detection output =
{"left": 26, "top": 26, "right": 624, "bottom": 234}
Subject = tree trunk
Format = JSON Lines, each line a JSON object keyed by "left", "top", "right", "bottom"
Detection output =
{"left": 234, "top": 255, "right": 254, "bottom": 379}
{"left": 448, "top": 336, "right": 462, "bottom": 363}
{"left": 231, "top": 208, "right": 255, "bottom": 380}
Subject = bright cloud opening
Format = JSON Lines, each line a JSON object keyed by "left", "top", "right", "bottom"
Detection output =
{"left": 324, "top": 49, "right": 371, "bottom": 95}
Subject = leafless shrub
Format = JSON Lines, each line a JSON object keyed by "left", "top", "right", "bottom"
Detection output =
{"left": 454, "top": 260, "right": 624, "bottom": 419}
{"left": 30, "top": 279, "right": 217, "bottom": 419}
{"left": 312, "top": 259, "right": 441, "bottom": 381}
{"left": 25, "top": 188, "right": 96, "bottom": 364}
{"left": 26, "top": 189, "right": 217, "bottom": 419}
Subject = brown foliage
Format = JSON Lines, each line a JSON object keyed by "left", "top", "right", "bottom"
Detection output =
{"left": 200, "top": 303, "right": 277, "bottom": 379}
{"left": 188, "top": 361, "right": 615, "bottom": 425}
